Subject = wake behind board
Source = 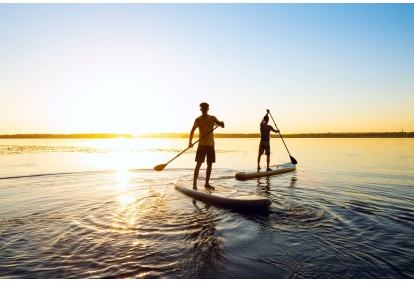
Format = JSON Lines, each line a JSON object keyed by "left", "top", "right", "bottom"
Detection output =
{"left": 173, "top": 180, "right": 272, "bottom": 208}
{"left": 235, "top": 162, "right": 296, "bottom": 179}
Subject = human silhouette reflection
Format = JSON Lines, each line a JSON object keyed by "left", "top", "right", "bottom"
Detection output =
{"left": 289, "top": 176, "right": 297, "bottom": 189}
{"left": 256, "top": 176, "right": 271, "bottom": 198}
{"left": 181, "top": 199, "right": 225, "bottom": 278}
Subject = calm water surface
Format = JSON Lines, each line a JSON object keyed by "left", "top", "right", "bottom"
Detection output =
{"left": 1, "top": 138, "right": 413, "bottom": 278}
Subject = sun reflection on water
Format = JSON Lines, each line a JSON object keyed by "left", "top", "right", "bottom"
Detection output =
{"left": 110, "top": 154, "right": 139, "bottom": 233}
{"left": 113, "top": 193, "right": 139, "bottom": 233}
{"left": 116, "top": 169, "right": 130, "bottom": 191}
{"left": 118, "top": 194, "right": 137, "bottom": 206}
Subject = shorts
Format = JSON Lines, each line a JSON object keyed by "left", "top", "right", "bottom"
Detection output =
{"left": 259, "top": 141, "right": 270, "bottom": 156}
{"left": 195, "top": 145, "right": 216, "bottom": 163}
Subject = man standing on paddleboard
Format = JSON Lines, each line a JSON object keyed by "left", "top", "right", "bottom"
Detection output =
{"left": 258, "top": 110, "right": 279, "bottom": 172}
{"left": 189, "top": 102, "right": 225, "bottom": 190}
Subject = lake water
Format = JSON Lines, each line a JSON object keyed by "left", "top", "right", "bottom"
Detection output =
{"left": 1, "top": 138, "right": 413, "bottom": 279}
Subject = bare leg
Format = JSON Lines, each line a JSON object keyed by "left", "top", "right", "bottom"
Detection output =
{"left": 193, "top": 162, "right": 202, "bottom": 189}
{"left": 205, "top": 162, "right": 214, "bottom": 189}
{"left": 257, "top": 149, "right": 264, "bottom": 171}
{"left": 266, "top": 155, "right": 271, "bottom": 171}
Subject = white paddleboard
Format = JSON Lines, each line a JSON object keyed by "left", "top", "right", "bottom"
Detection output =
{"left": 173, "top": 180, "right": 272, "bottom": 208}
{"left": 235, "top": 162, "right": 296, "bottom": 179}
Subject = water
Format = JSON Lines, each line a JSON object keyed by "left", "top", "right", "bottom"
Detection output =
{"left": 1, "top": 138, "right": 413, "bottom": 278}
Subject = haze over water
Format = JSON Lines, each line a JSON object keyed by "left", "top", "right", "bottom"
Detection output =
{"left": 1, "top": 137, "right": 413, "bottom": 278}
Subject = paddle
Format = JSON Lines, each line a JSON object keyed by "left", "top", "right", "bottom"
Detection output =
{"left": 267, "top": 109, "right": 298, "bottom": 164}
{"left": 153, "top": 124, "right": 220, "bottom": 171}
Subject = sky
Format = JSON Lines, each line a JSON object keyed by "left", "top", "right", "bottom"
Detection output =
{"left": 0, "top": 3, "right": 413, "bottom": 135}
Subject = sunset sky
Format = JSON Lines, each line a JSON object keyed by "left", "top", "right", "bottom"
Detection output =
{"left": 1, "top": 3, "right": 413, "bottom": 135}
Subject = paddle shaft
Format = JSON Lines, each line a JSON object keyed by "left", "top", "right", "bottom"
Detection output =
{"left": 157, "top": 124, "right": 220, "bottom": 169}
{"left": 268, "top": 110, "right": 297, "bottom": 164}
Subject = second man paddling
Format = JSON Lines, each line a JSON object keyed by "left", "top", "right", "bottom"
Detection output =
{"left": 189, "top": 102, "right": 225, "bottom": 190}
{"left": 258, "top": 110, "right": 279, "bottom": 172}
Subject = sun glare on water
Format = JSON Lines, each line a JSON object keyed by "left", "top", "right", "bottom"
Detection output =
{"left": 112, "top": 168, "right": 139, "bottom": 232}
{"left": 83, "top": 137, "right": 174, "bottom": 170}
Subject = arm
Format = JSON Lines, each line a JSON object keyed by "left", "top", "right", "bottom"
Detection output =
{"left": 271, "top": 126, "right": 280, "bottom": 134}
{"left": 189, "top": 124, "right": 197, "bottom": 148}
{"left": 265, "top": 110, "right": 278, "bottom": 132}
{"left": 213, "top": 116, "right": 225, "bottom": 128}
{"left": 261, "top": 113, "right": 269, "bottom": 125}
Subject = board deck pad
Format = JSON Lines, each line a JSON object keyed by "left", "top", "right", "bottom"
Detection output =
{"left": 235, "top": 162, "right": 296, "bottom": 179}
{"left": 173, "top": 180, "right": 272, "bottom": 208}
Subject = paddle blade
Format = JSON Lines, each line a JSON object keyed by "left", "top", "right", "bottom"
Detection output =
{"left": 290, "top": 156, "right": 298, "bottom": 165}
{"left": 153, "top": 164, "right": 167, "bottom": 171}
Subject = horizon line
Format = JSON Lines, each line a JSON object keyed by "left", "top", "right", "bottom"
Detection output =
{"left": 0, "top": 131, "right": 412, "bottom": 139}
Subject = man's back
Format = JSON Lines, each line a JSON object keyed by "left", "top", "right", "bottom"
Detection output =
{"left": 260, "top": 122, "right": 275, "bottom": 142}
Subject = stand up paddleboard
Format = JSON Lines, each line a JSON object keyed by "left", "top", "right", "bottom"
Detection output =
{"left": 173, "top": 180, "right": 272, "bottom": 208}
{"left": 235, "top": 162, "right": 296, "bottom": 179}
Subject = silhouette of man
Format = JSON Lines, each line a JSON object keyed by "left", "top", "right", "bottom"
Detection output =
{"left": 258, "top": 110, "right": 279, "bottom": 171}
{"left": 189, "top": 102, "right": 225, "bottom": 190}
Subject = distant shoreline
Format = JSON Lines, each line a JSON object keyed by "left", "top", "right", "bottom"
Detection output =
{"left": 138, "top": 132, "right": 414, "bottom": 138}
{"left": 0, "top": 132, "right": 413, "bottom": 139}
{"left": 0, "top": 133, "right": 134, "bottom": 139}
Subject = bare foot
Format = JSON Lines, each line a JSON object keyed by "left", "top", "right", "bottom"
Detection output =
{"left": 204, "top": 184, "right": 215, "bottom": 190}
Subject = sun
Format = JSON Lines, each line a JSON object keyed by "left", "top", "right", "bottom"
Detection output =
{"left": 59, "top": 76, "right": 176, "bottom": 135}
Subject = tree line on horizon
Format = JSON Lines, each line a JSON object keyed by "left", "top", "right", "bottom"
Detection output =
{"left": 138, "top": 132, "right": 414, "bottom": 138}
{"left": 0, "top": 132, "right": 412, "bottom": 139}
{"left": 0, "top": 133, "right": 133, "bottom": 139}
